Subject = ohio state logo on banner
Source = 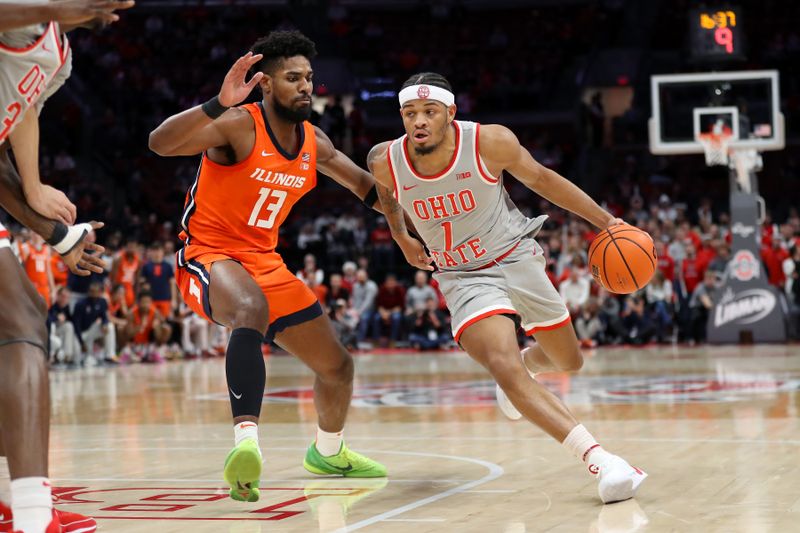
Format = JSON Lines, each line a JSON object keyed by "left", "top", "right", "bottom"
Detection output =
{"left": 730, "top": 250, "right": 759, "bottom": 281}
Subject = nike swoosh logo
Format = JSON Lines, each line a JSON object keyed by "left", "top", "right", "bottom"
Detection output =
{"left": 329, "top": 462, "right": 353, "bottom": 472}
{"left": 230, "top": 389, "right": 243, "bottom": 400}
{"left": 262, "top": 151, "right": 275, "bottom": 157}
{"left": 403, "top": 184, "right": 419, "bottom": 191}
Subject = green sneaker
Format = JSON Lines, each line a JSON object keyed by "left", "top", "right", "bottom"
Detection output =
{"left": 223, "top": 438, "right": 262, "bottom": 502}
{"left": 303, "top": 442, "right": 387, "bottom": 478}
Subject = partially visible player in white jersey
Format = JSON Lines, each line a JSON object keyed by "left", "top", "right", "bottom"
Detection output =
{"left": 368, "top": 72, "right": 646, "bottom": 505}
{"left": 0, "top": 2, "right": 132, "bottom": 532}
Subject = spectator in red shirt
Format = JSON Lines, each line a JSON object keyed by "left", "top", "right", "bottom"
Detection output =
{"left": 370, "top": 218, "right": 395, "bottom": 273}
{"left": 681, "top": 244, "right": 706, "bottom": 297}
{"left": 761, "top": 240, "right": 790, "bottom": 288}
{"left": 372, "top": 274, "right": 406, "bottom": 346}
{"left": 655, "top": 241, "right": 675, "bottom": 281}
{"left": 696, "top": 237, "right": 718, "bottom": 272}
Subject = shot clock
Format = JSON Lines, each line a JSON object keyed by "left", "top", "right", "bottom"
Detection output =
{"left": 689, "top": 6, "right": 745, "bottom": 61}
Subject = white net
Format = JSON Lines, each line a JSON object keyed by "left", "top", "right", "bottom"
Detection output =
{"left": 697, "top": 132, "right": 732, "bottom": 166}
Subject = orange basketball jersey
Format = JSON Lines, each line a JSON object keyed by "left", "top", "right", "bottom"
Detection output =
{"left": 115, "top": 253, "right": 141, "bottom": 285}
{"left": 22, "top": 243, "right": 50, "bottom": 288}
{"left": 178, "top": 103, "right": 317, "bottom": 261}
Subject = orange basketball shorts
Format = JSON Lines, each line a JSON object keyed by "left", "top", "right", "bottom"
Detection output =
{"left": 176, "top": 248, "right": 322, "bottom": 342}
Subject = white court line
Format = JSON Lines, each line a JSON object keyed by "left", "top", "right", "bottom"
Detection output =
{"left": 332, "top": 449, "right": 503, "bottom": 533}
{"left": 383, "top": 518, "right": 446, "bottom": 522}
{"left": 52, "top": 446, "right": 504, "bottom": 531}
{"left": 462, "top": 489, "right": 517, "bottom": 493}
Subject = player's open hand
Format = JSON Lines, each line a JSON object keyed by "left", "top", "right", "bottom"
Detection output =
{"left": 27, "top": 183, "right": 76, "bottom": 225}
{"left": 50, "top": 0, "right": 135, "bottom": 26}
{"left": 397, "top": 234, "right": 434, "bottom": 271}
{"left": 218, "top": 52, "right": 265, "bottom": 108}
{"left": 61, "top": 221, "right": 106, "bottom": 276}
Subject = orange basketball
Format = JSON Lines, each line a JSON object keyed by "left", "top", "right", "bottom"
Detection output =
{"left": 587, "top": 225, "right": 657, "bottom": 294}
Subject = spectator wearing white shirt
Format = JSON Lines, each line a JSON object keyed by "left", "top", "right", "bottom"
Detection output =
{"left": 559, "top": 269, "right": 590, "bottom": 315}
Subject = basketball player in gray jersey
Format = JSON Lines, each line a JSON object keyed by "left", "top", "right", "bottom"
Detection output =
{"left": 0, "top": 3, "right": 132, "bottom": 531}
{"left": 368, "top": 72, "right": 646, "bottom": 504}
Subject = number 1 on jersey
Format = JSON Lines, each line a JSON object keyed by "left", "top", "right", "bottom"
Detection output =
{"left": 442, "top": 220, "right": 453, "bottom": 251}
{"left": 248, "top": 187, "right": 287, "bottom": 229}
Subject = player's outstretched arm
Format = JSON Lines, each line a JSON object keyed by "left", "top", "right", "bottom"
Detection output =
{"left": 0, "top": 150, "right": 105, "bottom": 275}
{"left": 8, "top": 107, "right": 76, "bottom": 224}
{"left": 481, "top": 124, "right": 622, "bottom": 230}
{"left": 315, "top": 127, "right": 381, "bottom": 208}
{"left": 149, "top": 52, "right": 264, "bottom": 157}
{"left": 317, "top": 132, "right": 421, "bottom": 235}
{"left": 366, "top": 143, "right": 433, "bottom": 271}
{"left": 0, "top": 0, "right": 134, "bottom": 32}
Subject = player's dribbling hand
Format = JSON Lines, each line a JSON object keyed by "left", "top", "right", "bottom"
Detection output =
{"left": 50, "top": 0, "right": 135, "bottom": 26}
{"left": 62, "top": 221, "right": 106, "bottom": 276}
{"left": 219, "top": 52, "right": 265, "bottom": 108}
{"left": 397, "top": 234, "right": 435, "bottom": 271}
{"left": 27, "top": 183, "right": 77, "bottom": 225}
{"left": 606, "top": 217, "right": 626, "bottom": 228}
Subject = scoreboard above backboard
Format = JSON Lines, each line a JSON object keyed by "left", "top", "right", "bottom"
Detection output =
{"left": 689, "top": 6, "right": 745, "bottom": 61}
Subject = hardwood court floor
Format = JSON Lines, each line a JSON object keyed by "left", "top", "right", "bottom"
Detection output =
{"left": 48, "top": 344, "right": 800, "bottom": 532}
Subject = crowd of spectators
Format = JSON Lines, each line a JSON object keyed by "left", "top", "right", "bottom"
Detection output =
{"left": 4, "top": 2, "right": 800, "bottom": 367}
{"left": 6, "top": 177, "right": 800, "bottom": 368}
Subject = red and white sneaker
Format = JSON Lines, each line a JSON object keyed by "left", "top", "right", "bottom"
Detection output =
{"left": 590, "top": 454, "right": 648, "bottom": 504}
{"left": 52, "top": 510, "right": 95, "bottom": 533}
{"left": 1, "top": 503, "right": 95, "bottom": 533}
{"left": 0, "top": 503, "right": 10, "bottom": 532}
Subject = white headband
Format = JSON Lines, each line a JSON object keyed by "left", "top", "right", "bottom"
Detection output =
{"left": 398, "top": 84, "right": 455, "bottom": 107}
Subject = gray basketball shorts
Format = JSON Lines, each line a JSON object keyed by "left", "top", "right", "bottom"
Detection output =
{"left": 433, "top": 238, "right": 570, "bottom": 342}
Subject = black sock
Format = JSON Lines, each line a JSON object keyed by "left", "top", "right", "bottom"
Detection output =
{"left": 225, "top": 327, "right": 266, "bottom": 419}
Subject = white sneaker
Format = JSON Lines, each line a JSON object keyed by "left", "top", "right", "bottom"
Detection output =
{"left": 496, "top": 352, "right": 536, "bottom": 421}
{"left": 591, "top": 454, "right": 647, "bottom": 504}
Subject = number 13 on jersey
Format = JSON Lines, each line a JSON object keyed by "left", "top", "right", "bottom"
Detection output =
{"left": 247, "top": 187, "right": 287, "bottom": 229}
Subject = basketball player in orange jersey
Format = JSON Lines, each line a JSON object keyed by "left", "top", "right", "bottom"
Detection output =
{"left": 368, "top": 72, "right": 646, "bottom": 504}
{"left": 49, "top": 254, "right": 68, "bottom": 289}
{"left": 0, "top": 3, "right": 132, "bottom": 532}
{"left": 20, "top": 234, "right": 55, "bottom": 306}
{"left": 149, "top": 31, "right": 387, "bottom": 502}
{"left": 111, "top": 240, "right": 141, "bottom": 307}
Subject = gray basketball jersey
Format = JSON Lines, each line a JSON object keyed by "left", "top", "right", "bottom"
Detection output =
{"left": 0, "top": 20, "right": 72, "bottom": 144}
{"left": 388, "top": 120, "right": 546, "bottom": 271}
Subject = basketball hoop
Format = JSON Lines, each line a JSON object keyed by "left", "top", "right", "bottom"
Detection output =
{"left": 697, "top": 130, "right": 732, "bottom": 166}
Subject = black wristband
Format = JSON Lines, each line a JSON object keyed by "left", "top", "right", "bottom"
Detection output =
{"left": 362, "top": 184, "right": 379, "bottom": 209}
{"left": 201, "top": 96, "right": 229, "bottom": 119}
{"left": 45, "top": 221, "right": 67, "bottom": 247}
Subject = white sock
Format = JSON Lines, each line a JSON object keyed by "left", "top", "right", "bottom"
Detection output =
{"left": 315, "top": 427, "right": 343, "bottom": 457}
{"left": 11, "top": 477, "right": 52, "bottom": 533}
{"left": 0, "top": 459, "right": 10, "bottom": 506}
{"left": 234, "top": 421, "right": 259, "bottom": 447}
{"left": 562, "top": 424, "right": 612, "bottom": 468}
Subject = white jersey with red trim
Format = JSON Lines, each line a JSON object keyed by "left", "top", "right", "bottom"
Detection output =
{"left": 387, "top": 120, "right": 546, "bottom": 271}
{"left": 0, "top": 20, "right": 72, "bottom": 144}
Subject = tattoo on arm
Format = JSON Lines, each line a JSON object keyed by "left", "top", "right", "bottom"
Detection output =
{"left": 376, "top": 183, "right": 407, "bottom": 235}
{"left": 366, "top": 144, "right": 384, "bottom": 172}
